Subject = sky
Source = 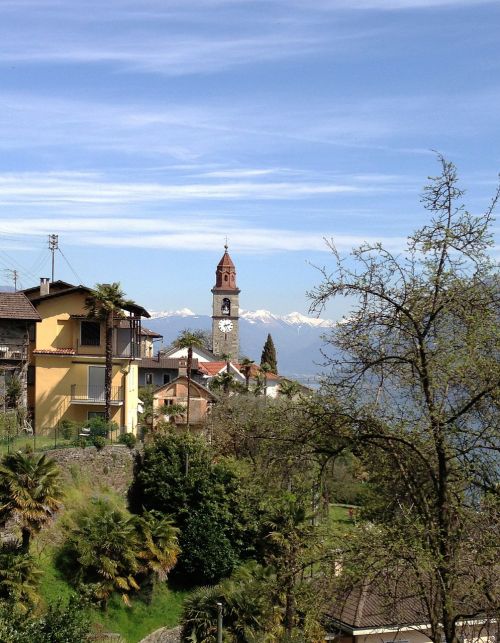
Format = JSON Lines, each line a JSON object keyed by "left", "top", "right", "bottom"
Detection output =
{"left": 0, "top": 0, "right": 499, "bottom": 319}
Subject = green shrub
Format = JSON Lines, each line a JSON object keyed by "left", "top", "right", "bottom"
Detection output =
{"left": 73, "top": 438, "right": 87, "bottom": 449}
{"left": 118, "top": 433, "right": 136, "bottom": 449}
{"left": 87, "top": 417, "right": 108, "bottom": 438}
{"left": 92, "top": 436, "right": 106, "bottom": 451}
{"left": 59, "top": 420, "right": 79, "bottom": 441}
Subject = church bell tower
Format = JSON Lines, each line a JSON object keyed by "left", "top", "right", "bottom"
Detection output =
{"left": 212, "top": 245, "right": 240, "bottom": 358}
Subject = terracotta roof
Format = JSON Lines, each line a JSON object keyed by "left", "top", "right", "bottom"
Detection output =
{"left": 236, "top": 363, "right": 280, "bottom": 381}
{"left": 33, "top": 348, "right": 76, "bottom": 355}
{"left": 217, "top": 248, "right": 235, "bottom": 268}
{"left": 0, "top": 293, "right": 41, "bottom": 321}
{"left": 153, "top": 375, "right": 217, "bottom": 400}
{"left": 140, "top": 357, "right": 199, "bottom": 369}
{"left": 198, "top": 361, "right": 234, "bottom": 376}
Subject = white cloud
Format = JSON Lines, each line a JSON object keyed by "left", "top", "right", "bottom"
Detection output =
{"left": 0, "top": 214, "right": 407, "bottom": 254}
{"left": 0, "top": 172, "right": 393, "bottom": 208}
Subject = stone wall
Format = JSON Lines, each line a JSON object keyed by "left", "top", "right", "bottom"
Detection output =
{"left": 45, "top": 444, "right": 140, "bottom": 494}
{"left": 139, "top": 626, "right": 181, "bottom": 643}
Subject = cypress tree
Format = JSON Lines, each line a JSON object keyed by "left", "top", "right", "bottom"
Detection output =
{"left": 260, "top": 333, "right": 277, "bottom": 373}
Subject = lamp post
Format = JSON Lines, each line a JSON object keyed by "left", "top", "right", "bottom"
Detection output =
{"left": 217, "top": 601, "right": 223, "bottom": 643}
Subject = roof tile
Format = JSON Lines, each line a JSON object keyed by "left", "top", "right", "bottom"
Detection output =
{"left": 0, "top": 293, "right": 41, "bottom": 321}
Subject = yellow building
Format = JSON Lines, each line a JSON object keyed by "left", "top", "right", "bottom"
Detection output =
{"left": 23, "top": 280, "right": 150, "bottom": 435}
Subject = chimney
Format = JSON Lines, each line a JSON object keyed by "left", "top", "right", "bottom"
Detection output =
{"left": 40, "top": 277, "right": 50, "bottom": 297}
{"left": 178, "top": 357, "right": 187, "bottom": 377}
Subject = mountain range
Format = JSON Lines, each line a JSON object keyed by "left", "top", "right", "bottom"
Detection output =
{"left": 145, "top": 309, "right": 335, "bottom": 383}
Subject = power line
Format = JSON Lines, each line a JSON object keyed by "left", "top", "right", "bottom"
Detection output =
{"left": 3, "top": 269, "right": 19, "bottom": 291}
{"left": 57, "top": 247, "right": 83, "bottom": 285}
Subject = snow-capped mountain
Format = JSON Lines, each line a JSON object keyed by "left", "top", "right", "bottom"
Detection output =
{"left": 149, "top": 308, "right": 197, "bottom": 319}
{"left": 143, "top": 308, "right": 336, "bottom": 382}
{"left": 150, "top": 307, "right": 333, "bottom": 328}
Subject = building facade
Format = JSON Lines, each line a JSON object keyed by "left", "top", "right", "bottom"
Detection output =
{"left": 23, "top": 280, "right": 149, "bottom": 434}
{"left": 0, "top": 292, "right": 40, "bottom": 413}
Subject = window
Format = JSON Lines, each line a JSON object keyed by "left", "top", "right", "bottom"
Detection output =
{"left": 164, "top": 399, "right": 174, "bottom": 406}
{"left": 81, "top": 321, "right": 100, "bottom": 346}
{"left": 221, "top": 298, "right": 231, "bottom": 316}
{"left": 163, "top": 373, "right": 170, "bottom": 385}
{"left": 88, "top": 411, "right": 105, "bottom": 420}
{"left": 145, "top": 373, "right": 153, "bottom": 385}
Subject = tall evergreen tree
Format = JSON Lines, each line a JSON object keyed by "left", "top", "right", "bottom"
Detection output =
{"left": 260, "top": 334, "right": 277, "bottom": 373}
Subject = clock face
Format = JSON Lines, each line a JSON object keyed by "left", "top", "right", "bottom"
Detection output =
{"left": 218, "top": 319, "right": 233, "bottom": 333}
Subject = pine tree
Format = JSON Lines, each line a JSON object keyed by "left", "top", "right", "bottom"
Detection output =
{"left": 260, "top": 334, "right": 277, "bottom": 373}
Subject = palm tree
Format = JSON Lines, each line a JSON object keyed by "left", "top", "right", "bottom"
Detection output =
{"left": 0, "top": 546, "right": 41, "bottom": 612}
{"left": 63, "top": 498, "right": 140, "bottom": 607}
{"left": 259, "top": 362, "right": 272, "bottom": 399}
{"left": 264, "top": 498, "right": 314, "bottom": 639}
{"left": 173, "top": 330, "right": 205, "bottom": 430}
{"left": 209, "top": 371, "right": 235, "bottom": 395}
{"left": 136, "top": 510, "right": 180, "bottom": 583}
{"left": 85, "top": 283, "right": 136, "bottom": 424}
{"left": 278, "top": 380, "right": 301, "bottom": 399}
{"left": 0, "top": 451, "right": 62, "bottom": 552}
{"left": 239, "top": 357, "right": 254, "bottom": 391}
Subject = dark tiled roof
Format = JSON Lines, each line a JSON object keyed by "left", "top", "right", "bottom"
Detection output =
{"left": 26, "top": 284, "right": 150, "bottom": 319}
{"left": 326, "top": 579, "right": 428, "bottom": 630}
{"left": 22, "top": 280, "right": 75, "bottom": 298}
{"left": 0, "top": 293, "right": 41, "bottom": 321}
{"left": 140, "top": 357, "right": 199, "bottom": 370}
{"left": 115, "top": 320, "right": 162, "bottom": 337}
{"left": 140, "top": 326, "right": 163, "bottom": 338}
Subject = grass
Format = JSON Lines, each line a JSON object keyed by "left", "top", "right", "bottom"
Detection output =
{"left": 0, "top": 434, "right": 65, "bottom": 456}
{"left": 92, "top": 585, "right": 188, "bottom": 643}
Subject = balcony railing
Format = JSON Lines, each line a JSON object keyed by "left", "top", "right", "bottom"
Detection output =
{"left": 70, "top": 385, "right": 125, "bottom": 404}
{"left": 0, "top": 344, "right": 27, "bottom": 360}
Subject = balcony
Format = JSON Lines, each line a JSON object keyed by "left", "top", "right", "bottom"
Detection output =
{"left": 70, "top": 385, "right": 124, "bottom": 405}
{"left": 0, "top": 344, "right": 27, "bottom": 360}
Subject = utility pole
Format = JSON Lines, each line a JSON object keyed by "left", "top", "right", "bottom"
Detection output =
{"left": 48, "top": 234, "right": 59, "bottom": 282}
{"left": 4, "top": 269, "right": 19, "bottom": 291}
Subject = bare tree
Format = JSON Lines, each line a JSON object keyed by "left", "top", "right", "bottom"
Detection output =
{"left": 309, "top": 156, "right": 500, "bottom": 643}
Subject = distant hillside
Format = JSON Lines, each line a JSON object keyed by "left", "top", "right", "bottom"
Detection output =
{"left": 145, "top": 310, "right": 336, "bottom": 383}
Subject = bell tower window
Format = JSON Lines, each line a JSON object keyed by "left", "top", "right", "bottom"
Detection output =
{"left": 221, "top": 298, "right": 231, "bottom": 316}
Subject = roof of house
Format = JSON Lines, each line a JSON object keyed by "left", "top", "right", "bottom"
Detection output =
{"left": 22, "top": 280, "right": 75, "bottom": 297}
{"left": 140, "top": 357, "right": 199, "bottom": 370}
{"left": 197, "top": 361, "right": 281, "bottom": 381}
{"left": 114, "top": 319, "right": 162, "bottom": 337}
{"left": 153, "top": 375, "right": 217, "bottom": 400}
{"left": 325, "top": 579, "right": 429, "bottom": 632}
{"left": 140, "top": 326, "right": 163, "bottom": 338}
{"left": 23, "top": 282, "right": 150, "bottom": 318}
{"left": 0, "top": 292, "right": 41, "bottom": 321}
{"left": 238, "top": 363, "right": 281, "bottom": 381}
{"left": 160, "top": 344, "right": 217, "bottom": 362}
{"left": 198, "top": 361, "right": 238, "bottom": 376}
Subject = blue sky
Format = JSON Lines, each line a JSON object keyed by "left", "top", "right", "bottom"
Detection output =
{"left": 0, "top": 0, "right": 498, "bottom": 319}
